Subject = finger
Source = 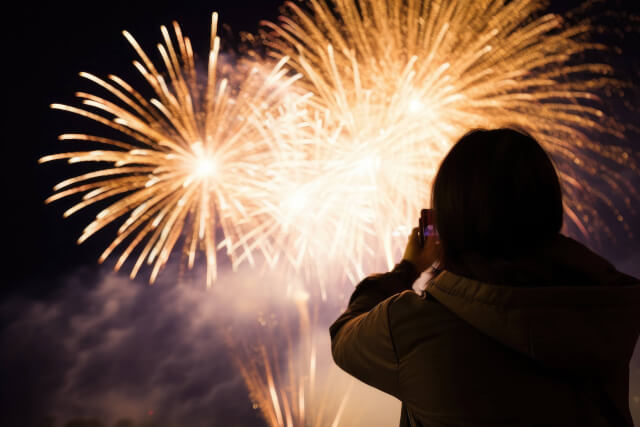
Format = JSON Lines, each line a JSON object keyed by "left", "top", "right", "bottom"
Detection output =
{"left": 410, "top": 227, "right": 420, "bottom": 241}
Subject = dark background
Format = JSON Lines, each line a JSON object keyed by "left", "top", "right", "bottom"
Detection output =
{"left": 2, "top": 1, "right": 640, "bottom": 426}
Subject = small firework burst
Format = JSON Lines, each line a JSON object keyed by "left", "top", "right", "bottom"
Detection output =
{"left": 40, "top": 13, "right": 302, "bottom": 286}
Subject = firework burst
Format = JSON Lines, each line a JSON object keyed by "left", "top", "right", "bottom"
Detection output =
{"left": 40, "top": 1, "right": 638, "bottom": 291}
{"left": 40, "top": 13, "right": 302, "bottom": 286}
{"left": 258, "top": 0, "right": 638, "bottom": 288}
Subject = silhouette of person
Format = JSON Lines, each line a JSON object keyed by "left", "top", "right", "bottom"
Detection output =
{"left": 330, "top": 129, "right": 640, "bottom": 426}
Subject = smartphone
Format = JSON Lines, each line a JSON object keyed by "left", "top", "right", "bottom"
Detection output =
{"left": 418, "top": 209, "right": 437, "bottom": 248}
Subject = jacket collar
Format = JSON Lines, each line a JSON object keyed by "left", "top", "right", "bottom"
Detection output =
{"left": 425, "top": 235, "right": 640, "bottom": 374}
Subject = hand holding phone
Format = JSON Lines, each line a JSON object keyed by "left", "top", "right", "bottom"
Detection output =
{"left": 418, "top": 209, "right": 437, "bottom": 248}
{"left": 403, "top": 209, "right": 440, "bottom": 273}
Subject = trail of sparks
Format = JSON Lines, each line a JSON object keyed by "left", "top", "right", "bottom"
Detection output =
{"left": 225, "top": 288, "right": 356, "bottom": 427}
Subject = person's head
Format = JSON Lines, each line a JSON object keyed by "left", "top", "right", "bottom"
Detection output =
{"left": 432, "top": 128, "right": 563, "bottom": 271}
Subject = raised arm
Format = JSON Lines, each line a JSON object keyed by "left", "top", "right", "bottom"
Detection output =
{"left": 329, "top": 260, "right": 419, "bottom": 397}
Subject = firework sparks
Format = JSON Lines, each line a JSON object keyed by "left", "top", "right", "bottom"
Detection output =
{"left": 225, "top": 284, "right": 361, "bottom": 427}
{"left": 40, "top": 2, "right": 638, "bottom": 291}
{"left": 258, "top": 0, "right": 638, "bottom": 289}
{"left": 39, "top": 13, "right": 302, "bottom": 286}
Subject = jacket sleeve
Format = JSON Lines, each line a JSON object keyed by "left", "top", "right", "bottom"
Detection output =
{"left": 329, "top": 259, "right": 420, "bottom": 398}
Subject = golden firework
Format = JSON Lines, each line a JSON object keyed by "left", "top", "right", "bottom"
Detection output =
{"left": 40, "top": 1, "right": 638, "bottom": 291}
{"left": 40, "top": 13, "right": 302, "bottom": 286}
{"left": 259, "top": 0, "right": 638, "bottom": 288}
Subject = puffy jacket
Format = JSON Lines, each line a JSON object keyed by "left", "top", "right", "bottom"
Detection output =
{"left": 330, "top": 234, "right": 640, "bottom": 426}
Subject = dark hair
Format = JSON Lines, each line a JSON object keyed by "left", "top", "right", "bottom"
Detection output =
{"left": 432, "top": 128, "right": 563, "bottom": 271}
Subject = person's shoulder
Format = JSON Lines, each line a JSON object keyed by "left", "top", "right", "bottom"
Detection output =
{"left": 392, "top": 287, "right": 441, "bottom": 303}
{"left": 387, "top": 289, "right": 468, "bottom": 358}
{"left": 388, "top": 289, "right": 456, "bottom": 323}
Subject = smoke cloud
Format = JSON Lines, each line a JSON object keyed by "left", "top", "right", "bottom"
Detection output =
{"left": 1, "top": 249, "right": 638, "bottom": 426}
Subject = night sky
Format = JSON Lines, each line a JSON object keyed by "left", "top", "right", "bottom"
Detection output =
{"left": 2, "top": 1, "right": 640, "bottom": 426}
